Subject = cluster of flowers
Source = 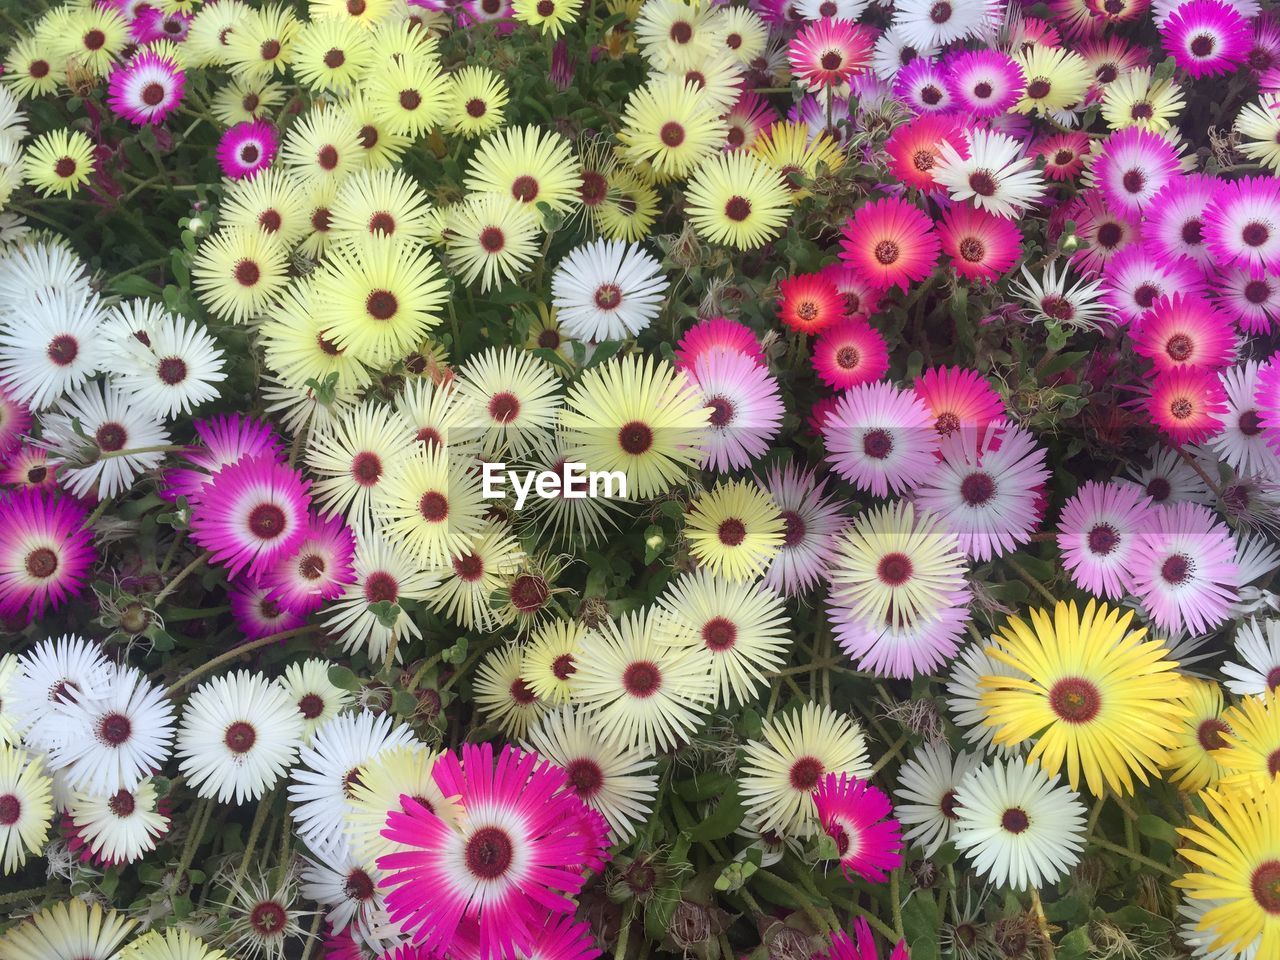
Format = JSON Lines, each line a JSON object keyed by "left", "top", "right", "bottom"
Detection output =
{"left": 2, "top": 0, "right": 1280, "bottom": 955}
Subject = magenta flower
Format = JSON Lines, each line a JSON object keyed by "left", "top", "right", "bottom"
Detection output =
{"left": 217, "top": 120, "right": 278, "bottom": 180}
{"left": 378, "top": 743, "right": 610, "bottom": 960}
{"left": 161, "top": 414, "right": 285, "bottom": 504}
{"left": 261, "top": 511, "right": 358, "bottom": 616}
{"left": 1101, "top": 245, "right": 1207, "bottom": 327}
{"left": 1132, "top": 293, "right": 1237, "bottom": 373}
{"left": 1160, "top": 0, "right": 1251, "bottom": 77}
{"left": 189, "top": 454, "right": 312, "bottom": 579}
{"left": 107, "top": 51, "right": 186, "bottom": 126}
{"left": 913, "top": 366, "right": 1006, "bottom": 437}
{"left": 1203, "top": 176, "right": 1280, "bottom": 278}
{"left": 1092, "top": 127, "right": 1183, "bottom": 217}
{"left": 812, "top": 319, "right": 889, "bottom": 390}
{"left": 228, "top": 577, "right": 307, "bottom": 641}
{"left": 1144, "top": 365, "right": 1227, "bottom": 446}
{"left": 943, "top": 49, "right": 1024, "bottom": 117}
{"left": 822, "top": 381, "right": 939, "bottom": 497}
{"left": 0, "top": 488, "right": 95, "bottom": 622}
{"left": 0, "top": 384, "right": 31, "bottom": 456}
{"left": 816, "top": 919, "right": 910, "bottom": 960}
{"left": 788, "top": 18, "right": 875, "bottom": 91}
{"left": 813, "top": 772, "right": 904, "bottom": 883}
{"left": 673, "top": 316, "right": 766, "bottom": 371}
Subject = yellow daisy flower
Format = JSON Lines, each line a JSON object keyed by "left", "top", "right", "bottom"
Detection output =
{"left": 291, "top": 15, "right": 374, "bottom": 93}
{"left": 511, "top": 0, "right": 585, "bottom": 37}
{"left": 1163, "top": 677, "right": 1231, "bottom": 793}
{"left": 618, "top": 77, "right": 728, "bottom": 181}
{"left": 1100, "top": 67, "right": 1185, "bottom": 132}
{"left": 0, "top": 745, "right": 52, "bottom": 875}
{"left": 685, "top": 479, "right": 785, "bottom": 582}
{"left": 1215, "top": 689, "right": 1280, "bottom": 793}
{"left": 373, "top": 445, "right": 487, "bottom": 567}
{"left": 464, "top": 124, "right": 583, "bottom": 215}
{"left": 446, "top": 65, "right": 508, "bottom": 139}
{"left": 751, "top": 119, "right": 845, "bottom": 200}
{"left": 523, "top": 618, "right": 588, "bottom": 705}
{"left": 684, "top": 151, "right": 791, "bottom": 250}
{"left": 1013, "top": 46, "right": 1092, "bottom": 115}
{"left": 22, "top": 129, "right": 96, "bottom": 197}
{"left": 191, "top": 227, "right": 290, "bottom": 323}
{"left": 224, "top": 3, "right": 301, "bottom": 81}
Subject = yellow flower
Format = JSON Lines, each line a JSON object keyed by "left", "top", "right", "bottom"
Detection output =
{"left": 684, "top": 151, "right": 791, "bottom": 250}
{"left": 291, "top": 16, "right": 374, "bottom": 93}
{"left": 980, "top": 600, "right": 1190, "bottom": 797}
{"left": 751, "top": 120, "right": 845, "bottom": 201}
{"left": 511, "top": 0, "right": 585, "bottom": 37}
{"left": 1100, "top": 67, "right": 1185, "bottom": 132}
{"left": 1163, "top": 678, "right": 1231, "bottom": 793}
{"left": 21, "top": 129, "right": 96, "bottom": 198}
{"left": 1013, "top": 46, "right": 1092, "bottom": 115}
{"left": 464, "top": 124, "right": 583, "bottom": 215}
{"left": 446, "top": 66, "right": 508, "bottom": 139}
{"left": 191, "top": 227, "right": 291, "bottom": 324}
{"left": 685, "top": 479, "right": 784, "bottom": 582}
{"left": 618, "top": 77, "right": 728, "bottom": 181}
{"left": 1177, "top": 781, "right": 1280, "bottom": 956}
{"left": 1215, "top": 689, "right": 1280, "bottom": 793}
{"left": 0, "top": 745, "right": 52, "bottom": 875}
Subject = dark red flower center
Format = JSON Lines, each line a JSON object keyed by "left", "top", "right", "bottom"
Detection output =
{"left": 622, "top": 660, "right": 662, "bottom": 697}
{"left": 618, "top": 420, "right": 653, "bottom": 454}
{"left": 224, "top": 721, "right": 257, "bottom": 754}
{"left": 419, "top": 491, "right": 449, "bottom": 522}
{"left": 98, "top": 712, "right": 133, "bottom": 745}
{"left": 465, "top": 826, "right": 514, "bottom": 879}
{"left": 862, "top": 428, "right": 893, "bottom": 459}
{"left": 364, "top": 571, "right": 399, "bottom": 603}
{"left": 1001, "top": 807, "right": 1030, "bottom": 833}
{"left": 1251, "top": 860, "right": 1280, "bottom": 914}
{"left": 876, "top": 552, "right": 913, "bottom": 586}
{"left": 96, "top": 423, "right": 127, "bottom": 452}
{"left": 25, "top": 547, "right": 58, "bottom": 579}
{"left": 565, "top": 757, "right": 604, "bottom": 797}
{"left": 1048, "top": 677, "right": 1101, "bottom": 724}
{"left": 960, "top": 472, "right": 995, "bottom": 506}
{"left": 701, "top": 616, "right": 737, "bottom": 652}
{"left": 1087, "top": 523, "right": 1119, "bottom": 555}
{"left": 788, "top": 755, "right": 823, "bottom": 790}
{"left": 248, "top": 503, "right": 287, "bottom": 540}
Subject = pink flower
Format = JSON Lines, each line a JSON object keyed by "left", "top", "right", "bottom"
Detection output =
{"left": 812, "top": 319, "right": 889, "bottom": 390}
{"left": 1131, "top": 293, "right": 1237, "bottom": 373}
{"left": 261, "top": 512, "right": 358, "bottom": 616}
{"left": 217, "top": 120, "right": 278, "bottom": 180}
{"left": 840, "top": 198, "right": 940, "bottom": 293}
{"left": 1057, "top": 480, "right": 1155, "bottom": 600}
{"left": 0, "top": 488, "right": 95, "bottom": 622}
{"left": 788, "top": 18, "right": 875, "bottom": 90}
{"left": 1144, "top": 365, "right": 1227, "bottom": 446}
{"left": 813, "top": 773, "right": 903, "bottom": 883}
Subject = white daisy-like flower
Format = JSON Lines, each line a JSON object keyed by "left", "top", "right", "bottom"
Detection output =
{"left": 176, "top": 670, "right": 306, "bottom": 804}
{"left": 66, "top": 777, "right": 169, "bottom": 866}
{"left": 39, "top": 379, "right": 171, "bottom": 500}
{"left": 871, "top": 23, "right": 938, "bottom": 80}
{"left": 0, "top": 289, "right": 103, "bottom": 410}
{"left": 305, "top": 399, "right": 413, "bottom": 534}
{"left": 893, "top": 0, "right": 1003, "bottom": 49}
{"left": 280, "top": 659, "right": 355, "bottom": 743}
{"left": 945, "top": 643, "right": 1025, "bottom": 755}
{"left": 287, "top": 710, "right": 418, "bottom": 854}
{"left": 299, "top": 845, "right": 388, "bottom": 950}
{"left": 797, "top": 0, "right": 869, "bottom": 19}
{"left": 1125, "top": 442, "right": 1213, "bottom": 505}
{"left": 1211, "top": 361, "right": 1280, "bottom": 480}
{"left": 739, "top": 701, "right": 871, "bottom": 837}
{"left": 454, "top": 346, "right": 561, "bottom": 458}
{"left": 892, "top": 740, "right": 981, "bottom": 858}
{"left": 1008, "top": 262, "right": 1109, "bottom": 331}
{"left": 0, "top": 240, "right": 91, "bottom": 310}
{"left": 44, "top": 663, "right": 175, "bottom": 795}
{"left": 1232, "top": 534, "right": 1280, "bottom": 618}
{"left": 320, "top": 532, "right": 440, "bottom": 663}
{"left": 933, "top": 128, "right": 1046, "bottom": 220}
{"left": 550, "top": 239, "right": 669, "bottom": 342}
{"left": 522, "top": 704, "right": 659, "bottom": 842}
{"left": 98, "top": 299, "right": 174, "bottom": 369}
{"left": 103, "top": 312, "right": 227, "bottom": 419}
{"left": 951, "top": 756, "right": 1087, "bottom": 891}
{"left": 10, "top": 634, "right": 112, "bottom": 753}
{"left": 688, "top": 348, "right": 784, "bottom": 472}
{"left": 1222, "top": 617, "right": 1280, "bottom": 697}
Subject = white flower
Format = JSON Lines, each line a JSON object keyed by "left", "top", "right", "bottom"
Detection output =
{"left": 892, "top": 0, "right": 1002, "bottom": 52}
{"left": 1211, "top": 361, "right": 1280, "bottom": 480}
{"left": 0, "top": 655, "right": 19, "bottom": 747}
{"left": 893, "top": 740, "right": 981, "bottom": 858}
{"left": 44, "top": 663, "right": 175, "bottom": 795}
{"left": 299, "top": 846, "right": 389, "bottom": 950}
{"left": 945, "top": 643, "right": 1025, "bottom": 756}
{"left": 104, "top": 311, "right": 227, "bottom": 419}
{"left": 551, "top": 239, "right": 669, "bottom": 342}
{"left": 66, "top": 778, "right": 169, "bottom": 865}
{"left": 951, "top": 756, "right": 1087, "bottom": 891}
{"left": 287, "top": 710, "right": 418, "bottom": 854}
{"left": 522, "top": 704, "right": 659, "bottom": 841}
{"left": 176, "top": 671, "right": 305, "bottom": 804}
{"left": 1009, "top": 262, "right": 1108, "bottom": 331}
{"left": 0, "top": 289, "right": 102, "bottom": 409}
{"left": 39, "top": 379, "right": 171, "bottom": 499}
{"left": 933, "top": 128, "right": 1046, "bottom": 219}
{"left": 871, "top": 23, "right": 938, "bottom": 80}
{"left": 0, "top": 240, "right": 91, "bottom": 311}
{"left": 10, "top": 635, "right": 112, "bottom": 753}
{"left": 1223, "top": 617, "right": 1280, "bottom": 697}
{"left": 280, "top": 659, "right": 355, "bottom": 744}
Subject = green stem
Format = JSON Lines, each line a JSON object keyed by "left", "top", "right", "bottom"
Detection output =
{"left": 1003, "top": 556, "right": 1057, "bottom": 606}
{"left": 0, "top": 883, "right": 60, "bottom": 905}
{"left": 1089, "top": 838, "right": 1177, "bottom": 877}
{"left": 890, "top": 868, "right": 904, "bottom": 938}
{"left": 165, "top": 625, "right": 321, "bottom": 696}
{"left": 175, "top": 798, "right": 212, "bottom": 884}
{"left": 153, "top": 551, "right": 209, "bottom": 607}
{"left": 235, "top": 787, "right": 277, "bottom": 888}
{"left": 754, "top": 869, "right": 837, "bottom": 933}
{"left": 614, "top": 901, "right": 635, "bottom": 959}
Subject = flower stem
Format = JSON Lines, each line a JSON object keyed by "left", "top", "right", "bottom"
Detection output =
{"left": 153, "top": 551, "right": 209, "bottom": 607}
{"left": 165, "top": 625, "right": 321, "bottom": 696}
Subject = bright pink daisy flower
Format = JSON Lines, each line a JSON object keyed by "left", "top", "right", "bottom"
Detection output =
{"left": 1035, "top": 133, "right": 1091, "bottom": 182}
{"left": 1100, "top": 246, "right": 1207, "bottom": 326}
{"left": 756, "top": 462, "right": 847, "bottom": 598}
{"left": 814, "top": 919, "right": 910, "bottom": 960}
{"left": 937, "top": 205, "right": 1021, "bottom": 283}
{"left": 1066, "top": 190, "right": 1141, "bottom": 278}
{"left": 161, "top": 414, "right": 285, "bottom": 504}
{"left": 1214, "top": 265, "right": 1280, "bottom": 334}
{"left": 1091, "top": 127, "right": 1182, "bottom": 218}
{"left": 1144, "top": 365, "right": 1227, "bottom": 445}
{"left": 813, "top": 773, "right": 903, "bottom": 883}
{"left": 1160, "top": 0, "right": 1251, "bottom": 77}
{"left": 0, "top": 488, "right": 95, "bottom": 622}
{"left": 884, "top": 115, "right": 964, "bottom": 194}
{"left": 788, "top": 18, "right": 874, "bottom": 91}
{"left": 943, "top": 49, "right": 1024, "bottom": 117}
{"left": 1249, "top": 14, "right": 1280, "bottom": 75}
{"left": 840, "top": 198, "right": 940, "bottom": 293}
{"left": 821, "top": 263, "right": 882, "bottom": 322}
{"left": 892, "top": 58, "right": 953, "bottom": 114}
{"left": 689, "top": 349, "right": 785, "bottom": 472}
{"left": 1142, "top": 174, "right": 1217, "bottom": 272}
{"left": 107, "top": 50, "right": 186, "bottom": 126}
{"left": 1131, "top": 293, "right": 1236, "bottom": 373}
{"left": 189, "top": 454, "right": 312, "bottom": 579}
{"left": 229, "top": 577, "right": 308, "bottom": 641}
{"left": 1124, "top": 501, "right": 1238, "bottom": 635}
{"left": 458, "top": 0, "right": 515, "bottom": 31}
{"left": 1256, "top": 353, "right": 1280, "bottom": 452}
{"left": 378, "top": 743, "right": 609, "bottom": 960}
{"left": 0, "top": 385, "right": 31, "bottom": 456}
{"left": 822, "top": 382, "right": 939, "bottom": 497}
{"left": 261, "top": 512, "right": 358, "bottom": 616}
{"left": 673, "top": 316, "right": 766, "bottom": 371}
{"left": 1203, "top": 176, "right": 1280, "bottom": 278}
{"left": 1056, "top": 479, "right": 1155, "bottom": 600}
{"left": 217, "top": 119, "right": 278, "bottom": 180}
{"left": 812, "top": 319, "right": 889, "bottom": 390}
{"left": 912, "top": 366, "right": 1005, "bottom": 438}
{"left": 913, "top": 420, "right": 1050, "bottom": 561}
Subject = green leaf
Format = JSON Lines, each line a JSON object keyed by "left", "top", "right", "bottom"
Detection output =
{"left": 367, "top": 600, "right": 401, "bottom": 629}
{"left": 327, "top": 665, "right": 361, "bottom": 691}
{"left": 901, "top": 894, "right": 939, "bottom": 960}
{"left": 686, "top": 780, "right": 744, "bottom": 841}
{"left": 391, "top": 690, "right": 419, "bottom": 716}
{"left": 1057, "top": 927, "right": 1091, "bottom": 960}
{"left": 585, "top": 339, "right": 626, "bottom": 369}
{"left": 1136, "top": 813, "right": 1179, "bottom": 847}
